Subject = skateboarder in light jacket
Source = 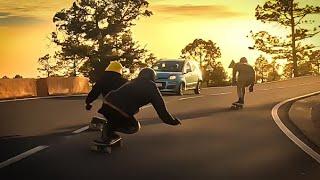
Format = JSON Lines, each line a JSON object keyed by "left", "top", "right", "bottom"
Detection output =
{"left": 95, "top": 67, "right": 181, "bottom": 144}
{"left": 85, "top": 61, "right": 128, "bottom": 114}
{"left": 232, "top": 57, "right": 255, "bottom": 105}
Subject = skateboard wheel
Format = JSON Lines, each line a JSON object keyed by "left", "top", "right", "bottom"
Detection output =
{"left": 106, "top": 147, "right": 112, "bottom": 154}
{"left": 89, "top": 123, "right": 100, "bottom": 131}
{"left": 98, "top": 124, "right": 104, "bottom": 131}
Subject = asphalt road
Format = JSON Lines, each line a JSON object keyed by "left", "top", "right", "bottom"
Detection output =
{"left": 1, "top": 76, "right": 320, "bottom": 179}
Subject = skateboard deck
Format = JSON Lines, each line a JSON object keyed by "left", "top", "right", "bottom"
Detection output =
{"left": 91, "top": 138, "right": 123, "bottom": 154}
{"left": 230, "top": 103, "right": 243, "bottom": 110}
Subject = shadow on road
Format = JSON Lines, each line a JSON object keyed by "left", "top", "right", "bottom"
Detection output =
{"left": 141, "top": 103, "right": 276, "bottom": 126}
{"left": 0, "top": 124, "right": 92, "bottom": 162}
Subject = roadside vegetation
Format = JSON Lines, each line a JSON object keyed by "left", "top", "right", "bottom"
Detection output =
{"left": 36, "top": 0, "right": 320, "bottom": 86}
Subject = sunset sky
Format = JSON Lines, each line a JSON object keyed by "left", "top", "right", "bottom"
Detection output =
{"left": 0, "top": 0, "right": 319, "bottom": 78}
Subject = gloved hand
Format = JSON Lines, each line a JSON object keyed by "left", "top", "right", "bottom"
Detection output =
{"left": 249, "top": 84, "right": 254, "bottom": 92}
{"left": 85, "top": 104, "right": 92, "bottom": 111}
{"left": 172, "top": 117, "right": 182, "bottom": 125}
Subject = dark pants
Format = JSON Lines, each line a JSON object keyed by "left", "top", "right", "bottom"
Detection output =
{"left": 237, "top": 81, "right": 250, "bottom": 103}
{"left": 98, "top": 103, "right": 140, "bottom": 140}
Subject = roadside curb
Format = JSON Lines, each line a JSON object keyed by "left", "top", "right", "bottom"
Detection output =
{"left": 0, "top": 94, "right": 87, "bottom": 103}
{"left": 271, "top": 91, "right": 320, "bottom": 164}
{"left": 289, "top": 95, "right": 320, "bottom": 148}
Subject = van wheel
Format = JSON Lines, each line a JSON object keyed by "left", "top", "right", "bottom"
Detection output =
{"left": 178, "top": 83, "right": 185, "bottom": 96}
{"left": 194, "top": 81, "right": 201, "bottom": 94}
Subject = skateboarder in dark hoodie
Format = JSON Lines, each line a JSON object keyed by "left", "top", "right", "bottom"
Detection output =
{"left": 232, "top": 57, "right": 255, "bottom": 106}
{"left": 85, "top": 61, "right": 128, "bottom": 121}
{"left": 95, "top": 67, "right": 181, "bottom": 144}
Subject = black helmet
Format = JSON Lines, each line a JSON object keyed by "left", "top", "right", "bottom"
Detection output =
{"left": 138, "top": 68, "right": 156, "bottom": 82}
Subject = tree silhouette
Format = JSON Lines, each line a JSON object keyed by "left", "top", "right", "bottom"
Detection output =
{"left": 181, "top": 39, "right": 227, "bottom": 86}
{"left": 37, "top": 54, "right": 58, "bottom": 77}
{"left": 181, "top": 39, "right": 221, "bottom": 69}
{"left": 310, "top": 50, "right": 320, "bottom": 74}
{"left": 283, "top": 63, "right": 294, "bottom": 78}
{"left": 52, "top": 0, "right": 152, "bottom": 82}
{"left": 14, "top": 75, "right": 23, "bottom": 79}
{"left": 205, "top": 62, "right": 229, "bottom": 86}
{"left": 53, "top": 34, "right": 90, "bottom": 77}
{"left": 254, "top": 55, "right": 271, "bottom": 83}
{"left": 144, "top": 53, "right": 158, "bottom": 67}
{"left": 298, "top": 60, "right": 313, "bottom": 75}
{"left": 254, "top": 0, "right": 320, "bottom": 77}
{"left": 267, "top": 59, "right": 281, "bottom": 81}
{"left": 283, "top": 59, "right": 313, "bottom": 78}
{"left": 2, "top": 76, "right": 9, "bottom": 79}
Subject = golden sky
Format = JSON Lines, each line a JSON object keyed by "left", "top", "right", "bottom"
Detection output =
{"left": 0, "top": 0, "right": 319, "bottom": 78}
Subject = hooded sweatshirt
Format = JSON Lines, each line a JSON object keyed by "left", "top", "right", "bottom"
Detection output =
{"left": 85, "top": 71, "right": 128, "bottom": 105}
{"left": 99, "top": 77, "right": 176, "bottom": 125}
{"left": 233, "top": 63, "right": 255, "bottom": 85}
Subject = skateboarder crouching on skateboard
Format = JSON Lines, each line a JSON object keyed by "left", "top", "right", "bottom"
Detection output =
{"left": 85, "top": 61, "right": 128, "bottom": 120}
{"left": 232, "top": 57, "right": 255, "bottom": 106}
{"left": 95, "top": 68, "right": 181, "bottom": 144}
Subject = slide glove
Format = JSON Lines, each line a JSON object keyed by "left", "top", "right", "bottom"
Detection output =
{"left": 171, "top": 117, "right": 182, "bottom": 126}
{"left": 85, "top": 104, "right": 92, "bottom": 111}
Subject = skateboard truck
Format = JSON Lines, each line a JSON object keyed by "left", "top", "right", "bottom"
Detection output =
{"left": 230, "top": 103, "right": 243, "bottom": 110}
{"left": 89, "top": 116, "right": 107, "bottom": 131}
{"left": 91, "top": 138, "right": 123, "bottom": 154}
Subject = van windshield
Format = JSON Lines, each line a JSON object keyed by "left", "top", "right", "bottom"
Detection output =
{"left": 153, "top": 61, "right": 184, "bottom": 72}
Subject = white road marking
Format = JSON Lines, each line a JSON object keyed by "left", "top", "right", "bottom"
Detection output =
{"left": 178, "top": 92, "right": 231, "bottom": 100}
{"left": 72, "top": 125, "right": 89, "bottom": 134}
{"left": 202, "top": 86, "right": 232, "bottom": 90}
{"left": 210, "top": 92, "right": 232, "bottom": 96}
{"left": 0, "top": 145, "right": 49, "bottom": 169}
{"left": 178, "top": 96, "right": 204, "bottom": 101}
{"left": 271, "top": 91, "right": 320, "bottom": 164}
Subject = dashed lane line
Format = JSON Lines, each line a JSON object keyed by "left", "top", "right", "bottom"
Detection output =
{"left": 0, "top": 145, "right": 49, "bottom": 169}
{"left": 210, "top": 92, "right": 232, "bottom": 96}
{"left": 178, "top": 96, "right": 204, "bottom": 101}
{"left": 178, "top": 92, "right": 232, "bottom": 101}
{"left": 72, "top": 125, "right": 89, "bottom": 134}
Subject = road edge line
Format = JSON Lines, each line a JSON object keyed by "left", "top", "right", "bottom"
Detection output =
{"left": 271, "top": 91, "right": 320, "bottom": 164}
{"left": 178, "top": 95, "right": 204, "bottom": 101}
{"left": 0, "top": 145, "right": 49, "bottom": 169}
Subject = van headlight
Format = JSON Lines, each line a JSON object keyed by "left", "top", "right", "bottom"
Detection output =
{"left": 169, "top": 75, "right": 177, "bottom": 80}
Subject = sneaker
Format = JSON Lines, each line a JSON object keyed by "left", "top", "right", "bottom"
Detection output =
{"left": 91, "top": 116, "right": 107, "bottom": 124}
{"left": 232, "top": 100, "right": 241, "bottom": 105}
